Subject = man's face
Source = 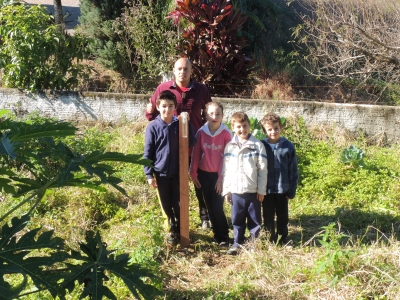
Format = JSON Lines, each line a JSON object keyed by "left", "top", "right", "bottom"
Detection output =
{"left": 173, "top": 58, "right": 193, "bottom": 87}
{"left": 232, "top": 120, "right": 250, "bottom": 141}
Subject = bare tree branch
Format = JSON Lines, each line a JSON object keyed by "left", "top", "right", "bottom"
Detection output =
{"left": 293, "top": 0, "right": 400, "bottom": 99}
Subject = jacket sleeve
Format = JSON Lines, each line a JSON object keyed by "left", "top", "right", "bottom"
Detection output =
{"left": 217, "top": 130, "right": 232, "bottom": 182}
{"left": 188, "top": 122, "right": 196, "bottom": 148}
{"left": 189, "top": 130, "right": 202, "bottom": 179}
{"left": 287, "top": 146, "right": 299, "bottom": 199}
{"left": 257, "top": 142, "right": 268, "bottom": 195}
{"left": 221, "top": 143, "right": 231, "bottom": 196}
{"left": 201, "top": 86, "right": 212, "bottom": 124}
{"left": 143, "top": 125, "right": 155, "bottom": 179}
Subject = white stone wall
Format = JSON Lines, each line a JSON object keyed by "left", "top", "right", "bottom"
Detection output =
{"left": 1, "top": 89, "right": 399, "bottom": 143}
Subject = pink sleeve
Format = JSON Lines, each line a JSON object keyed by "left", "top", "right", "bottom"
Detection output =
{"left": 217, "top": 130, "right": 232, "bottom": 182}
{"left": 189, "top": 130, "right": 202, "bottom": 179}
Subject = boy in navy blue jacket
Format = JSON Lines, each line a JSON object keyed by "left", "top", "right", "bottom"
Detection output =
{"left": 143, "top": 90, "right": 195, "bottom": 245}
{"left": 260, "top": 113, "right": 298, "bottom": 245}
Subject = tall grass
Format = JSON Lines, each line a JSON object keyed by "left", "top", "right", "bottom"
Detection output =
{"left": 2, "top": 117, "right": 400, "bottom": 299}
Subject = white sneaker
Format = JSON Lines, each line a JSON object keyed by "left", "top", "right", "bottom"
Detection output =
{"left": 202, "top": 221, "right": 211, "bottom": 230}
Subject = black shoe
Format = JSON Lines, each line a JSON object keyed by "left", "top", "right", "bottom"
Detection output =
{"left": 277, "top": 236, "right": 288, "bottom": 246}
{"left": 167, "top": 233, "right": 178, "bottom": 245}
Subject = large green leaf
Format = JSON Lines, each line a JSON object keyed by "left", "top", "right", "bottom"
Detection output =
{"left": 0, "top": 132, "right": 17, "bottom": 159}
{"left": 84, "top": 151, "right": 152, "bottom": 166}
{"left": 0, "top": 214, "right": 68, "bottom": 299}
{"left": 9, "top": 121, "right": 77, "bottom": 142}
{"left": 62, "top": 231, "right": 161, "bottom": 300}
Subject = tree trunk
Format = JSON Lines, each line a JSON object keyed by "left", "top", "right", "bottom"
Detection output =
{"left": 53, "top": 0, "right": 65, "bottom": 30}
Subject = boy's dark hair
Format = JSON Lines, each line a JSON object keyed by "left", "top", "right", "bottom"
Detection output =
{"left": 156, "top": 90, "right": 177, "bottom": 107}
{"left": 260, "top": 113, "right": 282, "bottom": 134}
{"left": 231, "top": 111, "right": 250, "bottom": 126}
{"left": 203, "top": 101, "right": 224, "bottom": 119}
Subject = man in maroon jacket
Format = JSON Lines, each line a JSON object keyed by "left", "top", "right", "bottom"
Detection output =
{"left": 145, "top": 57, "right": 212, "bottom": 230}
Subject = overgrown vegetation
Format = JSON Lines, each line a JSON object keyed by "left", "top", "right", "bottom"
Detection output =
{"left": 78, "top": 0, "right": 176, "bottom": 84}
{"left": 168, "top": 0, "right": 256, "bottom": 95}
{"left": 1, "top": 112, "right": 400, "bottom": 298}
{"left": 0, "top": 111, "right": 160, "bottom": 299}
{"left": 0, "top": 4, "right": 90, "bottom": 91}
{"left": 293, "top": 0, "right": 400, "bottom": 104}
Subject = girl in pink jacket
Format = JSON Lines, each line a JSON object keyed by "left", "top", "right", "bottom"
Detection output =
{"left": 190, "top": 102, "right": 232, "bottom": 247}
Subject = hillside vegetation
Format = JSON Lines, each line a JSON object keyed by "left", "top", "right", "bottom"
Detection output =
{"left": 1, "top": 116, "right": 400, "bottom": 299}
{"left": 1, "top": 0, "right": 400, "bottom": 104}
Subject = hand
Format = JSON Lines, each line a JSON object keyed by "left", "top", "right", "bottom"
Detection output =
{"left": 256, "top": 193, "right": 264, "bottom": 202}
{"left": 225, "top": 192, "right": 232, "bottom": 205}
{"left": 215, "top": 181, "right": 222, "bottom": 194}
{"left": 148, "top": 178, "right": 157, "bottom": 188}
{"left": 146, "top": 98, "right": 155, "bottom": 114}
{"left": 191, "top": 177, "right": 201, "bottom": 189}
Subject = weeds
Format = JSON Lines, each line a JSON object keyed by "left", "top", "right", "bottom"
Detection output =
{"left": 2, "top": 116, "right": 400, "bottom": 299}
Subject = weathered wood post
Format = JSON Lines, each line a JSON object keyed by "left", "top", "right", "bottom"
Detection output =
{"left": 178, "top": 112, "right": 190, "bottom": 247}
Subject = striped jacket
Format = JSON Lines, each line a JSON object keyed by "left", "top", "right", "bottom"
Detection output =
{"left": 222, "top": 134, "right": 268, "bottom": 196}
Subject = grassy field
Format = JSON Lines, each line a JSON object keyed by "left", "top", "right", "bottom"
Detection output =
{"left": 2, "top": 118, "right": 400, "bottom": 299}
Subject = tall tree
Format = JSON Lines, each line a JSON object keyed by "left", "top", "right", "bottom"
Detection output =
{"left": 54, "top": 0, "right": 65, "bottom": 29}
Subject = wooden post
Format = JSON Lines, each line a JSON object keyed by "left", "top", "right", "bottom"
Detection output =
{"left": 178, "top": 112, "right": 190, "bottom": 247}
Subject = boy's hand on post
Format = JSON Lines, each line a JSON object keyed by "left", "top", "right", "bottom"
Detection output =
{"left": 215, "top": 181, "right": 222, "bottom": 194}
{"left": 146, "top": 98, "right": 155, "bottom": 114}
{"left": 148, "top": 178, "right": 157, "bottom": 188}
{"left": 225, "top": 192, "right": 232, "bottom": 205}
{"left": 191, "top": 176, "right": 201, "bottom": 189}
{"left": 257, "top": 193, "right": 264, "bottom": 202}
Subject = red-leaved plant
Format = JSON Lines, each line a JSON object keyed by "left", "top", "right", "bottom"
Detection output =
{"left": 168, "top": 0, "right": 256, "bottom": 95}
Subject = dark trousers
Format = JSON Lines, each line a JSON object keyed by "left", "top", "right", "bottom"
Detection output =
{"left": 197, "top": 169, "right": 229, "bottom": 240}
{"left": 155, "top": 174, "right": 180, "bottom": 234}
{"left": 231, "top": 193, "right": 261, "bottom": 246}
{"left": 189, "top": 156, "right": 209, "bottom": 222}
{"left": 262, "top": 193, "right": 288, "bottom": 242}
{"left": 196, "top": 185, "right": 209, "bottom": 221}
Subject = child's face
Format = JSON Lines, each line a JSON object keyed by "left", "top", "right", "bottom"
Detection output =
{"left": 206, "top": 105, "right": 223, "bottom": 126}
{"left": 156, "top": 99, "right": 175, "bottom": 121}
{"left": 263, "top": 121, "right": 282, "bottom": 143}
{"left": 232, "top": 120, "right": 250, "bottom": 141}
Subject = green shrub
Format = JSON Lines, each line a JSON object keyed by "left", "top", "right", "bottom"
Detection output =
{"left": 169, "top": 0, "right": 256, "bottom": 95}
{"left": 79, "top": 0, "right": 176, "bottom": 80}
{"left": 0, "top": 4, "right": 90, "bottom": 91}
{"left": 0, "top": 111, "right": 158, "bottom": 298}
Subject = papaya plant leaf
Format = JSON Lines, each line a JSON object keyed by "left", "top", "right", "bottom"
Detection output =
{"left": 9, "top": 122, "right": 77, "bottom": 142}
{"left": 62, "top": 231, "right": 161, "bottom": 300}
{"left": 1, "top": 133, "right": 17, "bottom": 159}
{"left": 0, "top": 214, "right": 68, "bottom": 299}
{"left": 0, "top": 177, "right": 16, "bottom": 194}
{"left": 84, "top": 151, "right": 152, "bottom": 166}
